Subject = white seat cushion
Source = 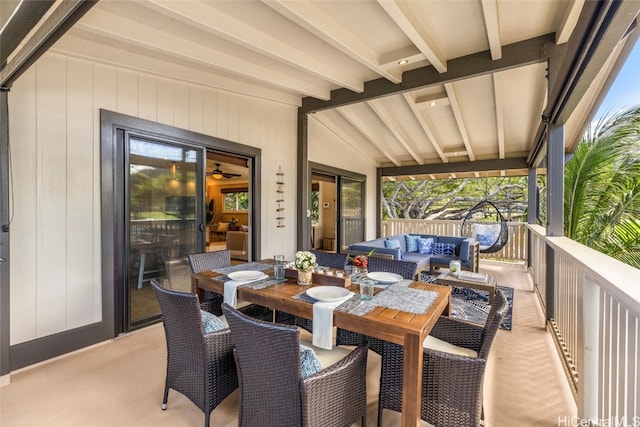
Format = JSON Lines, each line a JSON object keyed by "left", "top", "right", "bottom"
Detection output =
{"left": 423, "top": 335, "right": 478, "bottom": 358}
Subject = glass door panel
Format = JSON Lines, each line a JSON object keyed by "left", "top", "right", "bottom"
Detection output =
{"left": 127, "top": 136, "right": 199, "bottom": 329}
{"left": 339, "top": 177, "right": 364, "bottom": 250}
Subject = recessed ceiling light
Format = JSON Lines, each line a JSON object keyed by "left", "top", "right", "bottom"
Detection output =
{"left": 429, "top": 101, "right": 437, "bottom": 106}
{"left": 398, "top": 59, "right": 409, "bottom": 65}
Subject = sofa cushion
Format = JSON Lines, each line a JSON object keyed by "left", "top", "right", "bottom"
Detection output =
{"left": 384, "top": 238, "right": 401, "bottom": 250}
{"left": 200, "top": 309, "right": 228, "bottom": 333}
{"left": 418, "top": 237, "right": 434, "bottom": 254}
{"left": 472, "top": 223, "right": 501, "bottom": 249}
{"left": 300, "top": 344, "right": 323, "bottom": 378}
{"left": 405, "top": 235, "right": 420, "bottom": 253}
{"left": 400, "top": 252, "right": 430, "bottom": 270}
{"left": 477, "top": 233, "right": 495, "bottom": 247}
{"left": 433, "top": 242, "right": 456, "bottom": 256}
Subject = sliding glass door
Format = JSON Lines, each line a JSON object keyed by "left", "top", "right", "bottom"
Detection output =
{"left": 338, "top": 177, "right": 365, "bottom": 250}
{"left": 126, "top": 135, "right": 201, "bottom": 330}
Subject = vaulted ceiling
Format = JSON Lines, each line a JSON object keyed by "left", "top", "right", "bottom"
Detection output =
{"left": 3, "top": 0, "right": 639, "bottom": 180}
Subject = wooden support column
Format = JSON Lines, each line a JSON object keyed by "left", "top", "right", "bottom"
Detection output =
{"left": 297, "top": 109, "right": 310, "bottom": 250}
{"left": 0, "top": 87, "right": 10, "bottom": 379}
{"left": 546, "top": 124, "right": 564, "bottom": 237}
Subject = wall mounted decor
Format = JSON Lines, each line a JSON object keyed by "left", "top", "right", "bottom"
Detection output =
{"left": 276, "top": 166, "right": 285, "bottom": 228}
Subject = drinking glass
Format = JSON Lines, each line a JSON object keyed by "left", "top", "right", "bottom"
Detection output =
{"left": 274, "top": 254, "right": 285, "bottom": 280}
{"left": 359, "top": 278, "right": 374, "bottom": 301}
{"left": 345, "top": 265, "right": 357, "bottom": 281}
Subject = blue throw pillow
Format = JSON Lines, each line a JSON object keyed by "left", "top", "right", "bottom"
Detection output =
{"left": 477, "top": 233, "right": 496, "bottom": 247}
{"left": 300, "top": 344, "right": 322, "bottom": 378}
{"left": 405, "top": 235, "right": 420, "bottom": 253}
{"left": 433, "top": 242, "right": 456, "bottom": 256}
{"left": 418, "top": 237, "right": 434, "bottom": 254}
{"left": 200, "top": 309, "right": 227, "bottom": 334}
{"left": 384, "top": 238, "right": 401, "bottom": 249}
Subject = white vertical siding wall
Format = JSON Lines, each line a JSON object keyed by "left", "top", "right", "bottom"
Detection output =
{"left": 9, "top": 52, "right": 298, "bottom": 345}
{"left": 307, "top": 119, "right": 378, "bottom": 241}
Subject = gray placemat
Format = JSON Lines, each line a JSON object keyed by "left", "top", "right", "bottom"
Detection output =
{"left": 337, "top": 280, "right": 439, "bottom": 316}
{"left": 213, "top": 262, "right": 272, "bottom": 281}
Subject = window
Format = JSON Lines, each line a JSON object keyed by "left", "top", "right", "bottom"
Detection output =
{"left": 222, "top": 187, "right": 248, "bottom": 211}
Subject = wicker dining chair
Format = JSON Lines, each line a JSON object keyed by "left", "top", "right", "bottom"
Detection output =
{"left": 222, "top": 303, "right": 368, "bottom": 427}
{"left": 336, "top": 258, "right": 418, "bottom": 355}
{"left": 188, "top": 251, "right": 230, "bottom": 315}
{"left": 310, "top": 250, "right": 349, "bottom": 269}
{"left": 377, "top": 289, "right": 508, "bottom": 427}
{"left": 151, "top": 281, "right": 238, "bottom": 427}
{"left": 188, "top": 250, "right": 278, "bottom": 322}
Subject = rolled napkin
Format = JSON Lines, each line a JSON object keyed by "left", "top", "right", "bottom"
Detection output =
{"left": 223, "top": 280, "right": 244, "bottom": 308}
{"left": 312, "top": 292, "right": 354, "bottom": 349}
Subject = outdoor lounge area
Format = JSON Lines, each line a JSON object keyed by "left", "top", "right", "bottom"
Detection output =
{"left": 0, "top": 261, "right": 577, "bottom": 426}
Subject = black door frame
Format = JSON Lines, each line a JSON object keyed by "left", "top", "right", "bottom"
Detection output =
{"left": 308, "top": 161, "right": 366, "bottom": 252}
{"left": 102, "top": 110, "right": 261, "bottom": 336}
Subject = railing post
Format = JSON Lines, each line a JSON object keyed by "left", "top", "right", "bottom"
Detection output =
{"left": 545, "top": 243, "right": 555, "bottom": 321}
{"left": 580, "top": 275, "right": 600, "bottom": 421}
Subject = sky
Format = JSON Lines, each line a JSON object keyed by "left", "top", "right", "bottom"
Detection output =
{"left": 594, "top": 37, "right": 640, "bottom": 121}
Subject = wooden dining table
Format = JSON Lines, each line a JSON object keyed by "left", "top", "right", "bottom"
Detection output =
{"left": 192, "top": 263, "right": 452, "bottom": 427}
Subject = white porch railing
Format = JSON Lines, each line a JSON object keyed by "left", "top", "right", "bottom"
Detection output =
{"left": 382, "top": 219, "right": 528, "bottom": 262}
{"left": 528, "top": 224, "right": 640, "bottom": 423}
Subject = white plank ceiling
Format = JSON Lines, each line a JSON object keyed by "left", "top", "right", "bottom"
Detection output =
{"left": 29, "top": 0, "right": 639, "bottom": 179}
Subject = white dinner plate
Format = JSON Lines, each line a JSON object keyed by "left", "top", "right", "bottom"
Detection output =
{"left": 227, "top": 270, "right": 268, "bottom": 283}
{"left": 306, "top": 286, "right": 351, "bottom": 302}
{"left": 367, "top": 272, "right": 403, "bottom": 284}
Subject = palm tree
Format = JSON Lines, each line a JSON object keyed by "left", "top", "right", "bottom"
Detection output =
{"left": 564, "top": 105, "right": 640, "bottom": 268}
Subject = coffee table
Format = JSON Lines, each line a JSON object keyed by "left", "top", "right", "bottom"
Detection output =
{"left": 436, "top": 271, "right": 497, "bottom": 304}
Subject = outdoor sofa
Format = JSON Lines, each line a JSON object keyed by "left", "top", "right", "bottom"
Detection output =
{"left": 348, "top": 233, "right": 479, "bottom": 274}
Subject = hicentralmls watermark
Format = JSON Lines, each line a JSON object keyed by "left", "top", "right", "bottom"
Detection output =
{"left": 558, "top": 416, "right": 640, "bottom": 427}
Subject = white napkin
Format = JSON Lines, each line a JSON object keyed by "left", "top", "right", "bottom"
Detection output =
{"left": 223, "top": 280, "right": 243, "bottom": 308}
{"left": 312, "top": 292, "right": 354, "bottom": 349}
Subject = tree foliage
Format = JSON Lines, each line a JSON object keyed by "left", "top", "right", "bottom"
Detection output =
{"left": 382, "top": 176, "right": 529, "bottom": 221}
{"left": 564, "top": 105, "right": 640, "bottom": 268}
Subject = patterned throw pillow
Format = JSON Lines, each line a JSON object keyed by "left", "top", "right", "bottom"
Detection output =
{"left": 418, "top": 237, "right": 434, "bottom": 254}
{"left": 384, "top": 238, "right": 401, "bottom": 249}
{"left": 405, "top": 235, "right": 420, "bottom": 253}
{"left": 432, "top": 242, "right": 456, "bottom": 256}
{"left": 200, "top": 309, "right": 228, "bottom": 333}
{"left": 477, "top": 233, "right": 496, "bottom": 247}
{"left": 300, "top": 345, "right": 322, "bottom": 378}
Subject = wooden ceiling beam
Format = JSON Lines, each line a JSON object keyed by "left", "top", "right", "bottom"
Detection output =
{"left": 301, "top": 33, "right": 555, "bottom": 113}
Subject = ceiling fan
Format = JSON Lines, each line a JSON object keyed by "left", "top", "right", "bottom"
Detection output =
{"left": 206, "top": 163, "right": 241, "bottom": 179}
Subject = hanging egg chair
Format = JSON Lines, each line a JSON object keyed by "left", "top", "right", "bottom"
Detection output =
{"left": 460, "top": 200, "right": 509, "bottom": 253}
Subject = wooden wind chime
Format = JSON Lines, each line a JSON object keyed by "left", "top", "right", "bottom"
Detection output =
{"left": 276, "top": 166, "right": 285, "bottom": 228}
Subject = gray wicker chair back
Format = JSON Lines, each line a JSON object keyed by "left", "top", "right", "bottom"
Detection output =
{"left": 151, "top": 281, "right": 237, "bottom": 427}
{"left": 223, "top": 303, "right": 304, "bottom": 426}
{"left": 222, "top": 303, "right": 369, "bottom": 427}
{"left": 188, "top": 250, "right": 231, "bottom": 273}
{"left": 310, "top": 250, "right": 349, "bottom": 269}
{"left": 479, "top": 288, "right": 507, "bottom": 358}
{"left": 377, "top": 288, "right": 508, "bottom": 427}
{"left": 188, "top": 251, "right": 231, "bottom": 315}
{"left": 366, "top": 257, "right": 418, "bottom": 279}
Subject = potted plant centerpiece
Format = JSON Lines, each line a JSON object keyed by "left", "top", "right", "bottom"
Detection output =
{"left": 295, "top": 250, "right": 317, "bottom": 285}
